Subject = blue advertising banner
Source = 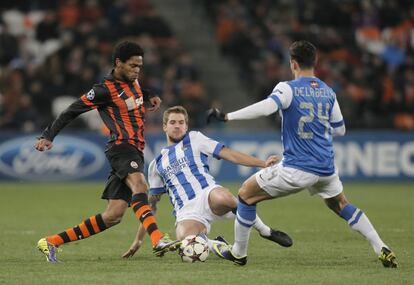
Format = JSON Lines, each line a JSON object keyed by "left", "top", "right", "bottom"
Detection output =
{"left": 0, "top": 133, "right": 109, "bottom": 181}
{"left": 0, "top": 131, "right": 413, "bottom": 182}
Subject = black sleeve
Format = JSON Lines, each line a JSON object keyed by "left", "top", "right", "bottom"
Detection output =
{"left": 142, "top": 88, "right": 158, "bottom": 102}
{"left": 40, "top": 84, "right": 110, "bottom": 141}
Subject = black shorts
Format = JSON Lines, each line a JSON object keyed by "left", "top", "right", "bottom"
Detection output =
{"left": 101, "top": 143, "right": 145, "bottom": 204}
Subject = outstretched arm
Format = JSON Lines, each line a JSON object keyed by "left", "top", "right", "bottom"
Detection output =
{"left": 35, "top": 85, "right": 110, "bottom": 150}
{"left": 207, "top": 98, "right": 278, "bottom": 123}
{"left": 207, "top": 82, "right": 292, "bottom": 124}
{"left": 34, "top": 99, "right": 94, "bottom": 151}
{"left": 218, "top": 147, "right": 280, "bottom": 168}
{"left": 227, "top": 98, "right": 279, "bottom": 121}
{"left": 122, "top": 224, "right": 147, "bottom": 258}
{"left": 122, "top": 194, "right": 162, "bottom": 258}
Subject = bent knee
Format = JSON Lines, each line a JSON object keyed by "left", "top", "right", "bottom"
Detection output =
{"left": 238, "top": 184, "right": 251, "bottom": 202}
{"left": 325, "top": 194, "right": 349, "bottom": 214}
{"left": 102, "top": 212, "right": 124, "bottom": 227}
{"left": 219, "top": 190, "right": 237, "bottom": 208}
{"left": 176, "top": 232, "right": 186, "bottom": 241}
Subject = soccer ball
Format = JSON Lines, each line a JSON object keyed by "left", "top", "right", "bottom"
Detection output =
{"left": 179, "top": 234, "right": 209, "bottom": 263}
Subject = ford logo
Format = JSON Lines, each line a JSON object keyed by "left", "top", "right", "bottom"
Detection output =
{"left": 0, "top": 135, "right": 106, "bottom": 181}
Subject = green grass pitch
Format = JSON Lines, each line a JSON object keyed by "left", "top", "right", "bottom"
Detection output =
{"left": 0, "top": 182, "right": 413, "bottom": 285}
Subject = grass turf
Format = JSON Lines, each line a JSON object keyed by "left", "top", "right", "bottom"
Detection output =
{"left": 0, "top": 182, "right": 413, "bottom": 285}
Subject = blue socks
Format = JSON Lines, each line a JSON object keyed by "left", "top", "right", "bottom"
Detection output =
{"left": 233, "top": 196, "right": 256, "bottom": 257}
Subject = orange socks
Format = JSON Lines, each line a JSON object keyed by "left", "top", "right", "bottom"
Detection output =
{"left": 131, "top": 193, "right": 162, "bottom": 246}
{"left": 46, "top": 214, "right": 107, "bottom": 246}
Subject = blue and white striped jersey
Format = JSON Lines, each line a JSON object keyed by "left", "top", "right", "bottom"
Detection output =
{"left": 148, "top": 131, "right": 225, "bottom": 211}
{"left": 268, "top": 76, "right": 344, "bottom": 176}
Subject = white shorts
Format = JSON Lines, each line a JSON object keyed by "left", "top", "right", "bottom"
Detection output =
{"left": 256, "top": 163, "right": 343, "bottom": 199}
{"left": 175, "top": 185, "right": 233, "bottom": 233}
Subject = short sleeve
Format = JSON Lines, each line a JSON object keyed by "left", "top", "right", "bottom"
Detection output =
{"left": 148, "top": 159, "right": 166, "bottom": 195}
{"left": 268, "top": 81, "right": 293, "bottom": 110}
{"left": 190, "top": 131, "right": 225, "bottom": 159}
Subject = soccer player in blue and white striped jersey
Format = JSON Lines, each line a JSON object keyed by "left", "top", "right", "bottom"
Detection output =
{"left": 122, "top": 106, "right": 292, "bottom": 258}
{"left": 207, "top": 40, "right": 397, "bottom": 268}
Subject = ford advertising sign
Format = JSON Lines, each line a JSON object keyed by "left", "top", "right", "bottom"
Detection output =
{"left": 0, "top": 132, "right": 413, "bottom": 181}
{"left": 0, "top": 135, "right": 107, "bottom": 181}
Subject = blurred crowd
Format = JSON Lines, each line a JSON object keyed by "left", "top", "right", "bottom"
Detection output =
{"left": 205, "top": 0, "right": 414, "bottom": 130}
{"left": 0, "top": 0, "right": 208, "bottom": 133}
{"left": 1, "top": 1, "right": 414, "bottom": 133}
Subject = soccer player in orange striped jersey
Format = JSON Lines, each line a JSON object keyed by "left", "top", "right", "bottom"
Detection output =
{"left": 35, "top": 41, "right": 180, "bottom": 263}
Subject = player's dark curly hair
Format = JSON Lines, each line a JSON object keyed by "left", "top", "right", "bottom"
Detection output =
{"left": 112, "top": 41, "right": 144, "bottom": 66}
{"left": 289, "top": 40, "right": 317, "bottom": 69}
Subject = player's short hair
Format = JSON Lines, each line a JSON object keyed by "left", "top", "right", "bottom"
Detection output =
{"left": 163, "top": 106, "right": 189, "bottom": 125}
{"left": 112, "top": 41, "right": 144, "bottom": 66}
{"left": 289, "top": 40, "right": 317, "bottom": 68}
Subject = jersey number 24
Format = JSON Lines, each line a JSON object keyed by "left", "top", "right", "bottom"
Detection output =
{"left": 298, "top": 102, "right": 330, "bottom": 139}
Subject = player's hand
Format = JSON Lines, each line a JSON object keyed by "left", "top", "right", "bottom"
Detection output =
{"left": 147, "top": 96, "right": 162, "bottom": 112}
{"left": 122, "top": 239, "right": 143, "bottom": 259}
{"left": 265, "top": 155, "right": 281, "bottom": 167}
{"left": 206, "top": 108, "right": 227, "bottom": 124}
{"left": 34, "top": 138, "right": 53, "bottom": 151}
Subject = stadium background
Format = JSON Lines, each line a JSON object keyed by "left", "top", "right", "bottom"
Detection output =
{"left": 0, "top": 1, "right": 413, "bottom": 285}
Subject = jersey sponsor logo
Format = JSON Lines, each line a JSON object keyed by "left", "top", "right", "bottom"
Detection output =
{"left": 86, "top": 89, "right": 95, "bottom": 100}
{"left": 130, "top": 161, "right": 138, "bottom": 168}
{"left": 135, "top": 97, "right": 144, "bottom": 107}
{"left": 0, "top": 136, "right": 106, "bottom": 181}
{"left": 124, "top": 96, "right": 143, "bottom": 111}
{"left": 161, "top": 156, "right": 190, "bottom": 179}
{"left": 117, "top": 90, "right": 125, "bottom": 97}
{"left": 125, "top": 97, "right": 136, "bottom": 110}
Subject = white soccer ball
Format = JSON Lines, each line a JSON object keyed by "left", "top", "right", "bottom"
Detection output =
{"left": 179, "top": 234, "right": 209, "bottom": 263}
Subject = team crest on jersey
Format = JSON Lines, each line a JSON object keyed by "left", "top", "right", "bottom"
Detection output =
{"left": 130, "top": 161, "right": 138, "bottom": 169}
{"left": 310, "top": 81, "right": 319, "bottom": 88}
{"left": 86, "top": 89, "right": 95, "bottom": 100}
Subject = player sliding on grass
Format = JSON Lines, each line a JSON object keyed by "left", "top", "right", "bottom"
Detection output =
{"left": 207, "top": 40, "right": 397, "bottom": 268}
{"left": 122, "top": 106, "right": 292, "bottom": 258}
{"left": 34, "top": 41, "right": 179, "bottom": 262}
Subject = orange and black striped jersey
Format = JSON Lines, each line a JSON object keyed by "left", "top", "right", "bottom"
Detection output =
{"left": 41, "top": 71, "right": 156, "bottom": 151}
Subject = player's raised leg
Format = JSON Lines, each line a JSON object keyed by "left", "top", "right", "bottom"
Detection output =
{"left": 208, "top": 186, "right": 292, "bottom": 247}
{"left": 127, "top": 173, "right": 180, "bottom": 256}
{"left": 325, "top": 192, "right": 397, "bottom": 268}
{"left": 37, "top": 199, "right": 127, "bottom": 262}
{"left": 212, "top": 176, "right": 273, "bottom": 265}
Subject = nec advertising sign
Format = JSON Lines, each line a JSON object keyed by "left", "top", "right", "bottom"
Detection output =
{"left": 215, "top": 138, "right": 414, "bottom": 180}
{"left": 0, "top": 135, "right": 108, "bottom": 181}
{"left": 0, "top": 132, "right": 413, "bottom": 181}
{"left": 197, "top": 132, "right": 414, "bottom": 181}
